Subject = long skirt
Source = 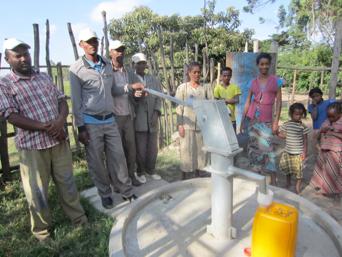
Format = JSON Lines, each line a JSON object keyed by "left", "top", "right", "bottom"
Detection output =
{"left": 179, "top": 129, "right": 206, "bottom": 173}
{"left": 247, "top": 121, "right": 277, "bottom": 173}
{"left": 310, "top": 150, "right": 342, "bottom": 195}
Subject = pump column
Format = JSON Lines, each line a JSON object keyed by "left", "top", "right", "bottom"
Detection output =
{"left": 207, "top": 153, "right": 236, "bottom": 240}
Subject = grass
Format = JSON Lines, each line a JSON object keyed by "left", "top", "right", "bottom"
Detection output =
{"left": 155, "top": 147, "right": 181, "bottom": 182}
{"left": 0, "top": 147, "right": 180, "bottom": 257}
{"left": 0, "top": 151, "right": 112, "bottom": 257}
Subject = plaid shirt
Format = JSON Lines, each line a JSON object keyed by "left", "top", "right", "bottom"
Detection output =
{"left": 0, "top": 70, "right": 65, "bottom": 150}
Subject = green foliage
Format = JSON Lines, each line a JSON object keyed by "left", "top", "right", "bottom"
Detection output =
{"left": 246, "top": 0, "right": 342, "bottom": 46}
{"left": 277, "top": 44, "right": 341, "bottom": 95}
{"left": 108, "top": 4, "right": 254, "bottom": 69}
{"left": 246, "top": 0, "right": 341, "bottom": 97}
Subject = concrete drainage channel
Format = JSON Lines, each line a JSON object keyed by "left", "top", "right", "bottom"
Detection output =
{"left": 108, "top": 178, "right": 342, "bottom": 257}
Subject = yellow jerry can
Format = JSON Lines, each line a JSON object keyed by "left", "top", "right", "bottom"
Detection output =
{"left": 251, "top": 202, "right": 299, "bottom": 257}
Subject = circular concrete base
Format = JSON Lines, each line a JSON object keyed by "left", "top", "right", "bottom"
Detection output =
{"left": 109, "top": 178, "right": 342, "bottom": 257}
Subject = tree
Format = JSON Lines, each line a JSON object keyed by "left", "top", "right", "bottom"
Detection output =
{"left": 244, "top": 0, "right": 342, "bottom": 98}
{"left": 108, "top": 5, "right": 254, "bottom": 86}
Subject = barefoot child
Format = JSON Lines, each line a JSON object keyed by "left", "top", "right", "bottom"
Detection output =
{"left": 310, "top": 102, "right": 342, "bottom": 200}
{"left": 278, "top": 103, "right": 309, "bottom": 194}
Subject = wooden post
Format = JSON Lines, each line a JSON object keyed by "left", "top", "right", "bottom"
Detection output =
{"left": 162, "top": 100, "right": 169, "bottom": 146}
{"left": 157, "top": 26, "right": 171, "bottom": 94}
{"left": 269, "top": 41, "right": 278, "bottom": 74}
{"left": 45, "top": 19, "right": 52, "bottom": 78}
{"left": 70, "top": 114, "right": 81, "bottom": 152}
{"left": 320, "top": 70, "right": 325, "bottom": 88}
{"left": 270, "top": 41, "right": 279, "bottom": 53}
{"left": 169, "top": 33, "right": 176, "bottom": 93}
{"left": 194, "top": 43, "right": 199, "bottom": 62}
{"left": 291, "top": 70, "right": 297, "bottom": 104}
{"left": 100, "top": 36, "right": 104, "bottom": 57}
{"left": 185, "top": 40, "right": 189, "bottom": 64}
{"left": 67, "top": 23, "right": 79, "bottom": 60}
{"left": 209, "top": 58, "right": 214, "bottom": 84}
{"left": 56, "top": 62, "right": 64, "bottom": 93}
{"left": 0, "top": 117, "right": 10, "bottom": 181}
{"left": 183, "top": 63, "right": 188, "bottom": 83}
{"left": 329, "top": 18, "right": 342, "bottom": 99}
{"left": 253, "top": 40, "right": 259, "bottom": 53}
{"left": 168, "top": 101, "right": 174, "bottom": 134}
{"left": 33, "top": 24, "right": 40, "bottom": 71}
{"left": 101, "top": 11, "right": 110, "bottom": 59}
{"left": 158, "top": 115, "right": 164, "bottom": 149}
{"left": 216, "top": 62, "right": 221, "bottom": 86}
{"left": 202, "top": 47, "right": 207, "bottom": 82}
{"left": 146, "top": 48, "right": 157, "bottom": 77}
{"left": 244, "top": 41, "right": 248, "bottom": 52}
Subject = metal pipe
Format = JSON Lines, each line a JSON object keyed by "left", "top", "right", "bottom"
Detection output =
{"left": 144, "top": 88, "right": 192, "bottom": 107}
{"left": 228, "top": 166, "right": 267, "bottom": 194}
{"left": 208, "top": 173, "right": 234, "bottom": 239}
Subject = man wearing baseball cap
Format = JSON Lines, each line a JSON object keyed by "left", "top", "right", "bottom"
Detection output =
{"left": 132, "top": 53, "right": 162, "bottom": 181}
{"left": 70, "top": 29, "right": 141, "bottom": 208}
{"left": 109, "top": 40, "right": 146, "bottom": 185}
{"left": 0, "top": 38, "right": 87, "bottom": 241}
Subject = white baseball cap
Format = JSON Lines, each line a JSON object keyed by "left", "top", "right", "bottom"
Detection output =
{"left": 132, "top": 53, "right": 147, "bottom": 64}
{"left": 3, "top": 38, "right": 30, "bottom": 52}
{"left": 78, "top": 28, "right": 98, "bottom": 43}
{"left": 109, "top": 40, "right": 125, "bottom": 50}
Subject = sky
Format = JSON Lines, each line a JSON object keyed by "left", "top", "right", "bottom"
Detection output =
{"left": 0, "top": 0, "right": 290, "bottom": 67}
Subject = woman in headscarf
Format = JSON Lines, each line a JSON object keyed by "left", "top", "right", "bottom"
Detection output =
{"left": 175, "top": 62, "right": 213, "bottom": 180}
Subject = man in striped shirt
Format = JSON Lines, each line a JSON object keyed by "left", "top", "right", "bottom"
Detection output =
{"left": 0, "top": 38, "right": 87, "bottom": 241}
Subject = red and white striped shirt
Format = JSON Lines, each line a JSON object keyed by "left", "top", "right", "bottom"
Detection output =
{"left": 0, "top": 70, "right": 65, "bottom": 150}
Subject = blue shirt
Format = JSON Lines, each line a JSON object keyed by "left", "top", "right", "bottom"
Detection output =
{"left": 308, "top": 99, "right": 335, "bottom": 129}
{"left": 83, "top": 113, "right": 114, "bottom": 125}
{"left": 84, "top": 55, "right": 105, "bottom": 73}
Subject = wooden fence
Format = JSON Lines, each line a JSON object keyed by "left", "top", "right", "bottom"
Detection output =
{"left": 1, "top": 14, "right": 340, "bottom": 183}
{"left": 0, "top": 63, "right": 181, "bottom": 182}
{"left": 1, "top": 63, "right": 339, "bottom": 182}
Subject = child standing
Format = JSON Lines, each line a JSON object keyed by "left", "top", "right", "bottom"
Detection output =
{"left": 214, "top": 67, "right": 241, "bottom": 132}
{"left": 308, "top": 87, "right": 335, "bottom": 130}
{"left": 278, "top": 103, "right": 310, "bottom": 194}
{"left": 310, "top": 102, "right": 342, "bottom": 200}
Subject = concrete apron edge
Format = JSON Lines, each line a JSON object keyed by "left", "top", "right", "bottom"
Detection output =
{"left": 108, "top": 178, "right": 342, "bottom": 257}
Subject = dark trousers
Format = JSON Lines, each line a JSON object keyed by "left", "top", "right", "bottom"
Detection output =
{"left": 115, "top": 115, "right": 137, "bottom": 178}
{"left": 85, "top": 123, "right": 132, "bottom": 198}
{"left": 136, "top": 131, "right": 159, "bottom": 175}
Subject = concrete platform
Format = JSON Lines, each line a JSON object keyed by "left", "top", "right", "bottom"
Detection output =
{"left": 108, "top": 178, "right": 342, "bottom": 257}
{"left": 81, "top": 178, "right": 168, "bottom": 218}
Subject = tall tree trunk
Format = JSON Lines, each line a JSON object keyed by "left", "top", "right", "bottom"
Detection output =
{"left": 329, "top": 18, "right": 342, "bottom": 99}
